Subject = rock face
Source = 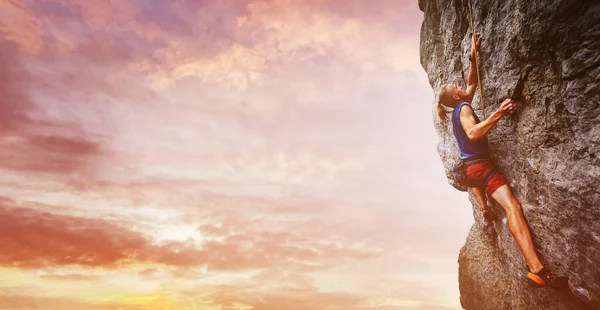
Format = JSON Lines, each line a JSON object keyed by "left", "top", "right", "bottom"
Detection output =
{"left": 419, "top": 0, "right": 600, "bottom": 309}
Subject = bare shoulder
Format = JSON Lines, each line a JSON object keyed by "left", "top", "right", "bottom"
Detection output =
{"left": 459, "top": 103, "right": 474, "bottom": 116}
{"left": 459, "top": 104, "right": 477, "bottom": 126}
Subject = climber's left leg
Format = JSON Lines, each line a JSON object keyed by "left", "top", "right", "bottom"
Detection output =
{"left": 471, "top": 187, "right": 496, "bottom": 222}
{"left": 465, "top": 161, "right": 499, "bottom": 222}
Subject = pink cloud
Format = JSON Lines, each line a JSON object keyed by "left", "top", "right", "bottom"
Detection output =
{"left": 0, "top": 38, "right": 108, "bottom": 177}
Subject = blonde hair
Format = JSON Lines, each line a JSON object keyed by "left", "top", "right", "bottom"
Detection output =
{"left": 437, "top": 84, "right": 452, "bottom": 121}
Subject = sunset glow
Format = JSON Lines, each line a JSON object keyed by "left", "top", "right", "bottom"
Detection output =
{"left": 0, "top": 1, "right": 473, "bottom": 309}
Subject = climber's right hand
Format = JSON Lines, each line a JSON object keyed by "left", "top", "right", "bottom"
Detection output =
{"left": 473, "top": 33, "right": 482, "bottom": 51}
{"left": 497, "top": 98, "right": 516, "bottom": 116}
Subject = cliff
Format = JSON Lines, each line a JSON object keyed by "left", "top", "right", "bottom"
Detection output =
{"left": 419, "top": 0, "right": 600, "bottom": 309}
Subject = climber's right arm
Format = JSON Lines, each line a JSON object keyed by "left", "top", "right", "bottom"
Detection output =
{"left": 460, "top": 99, "right": 515, "bottom": 142}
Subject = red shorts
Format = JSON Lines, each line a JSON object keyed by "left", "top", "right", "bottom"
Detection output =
{"left": 466, "top": 161, "right": 507, "bottom": 196}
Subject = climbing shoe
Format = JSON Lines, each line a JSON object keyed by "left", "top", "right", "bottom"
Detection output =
{"left": 527, "top": 267, "right": 569, "bottom": 290}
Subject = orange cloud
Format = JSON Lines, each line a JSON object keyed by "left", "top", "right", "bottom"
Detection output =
{"left": 0, "top": 204, "right": 151, "bottom": 268}
{"left": 0, "top": 0, "right": 43, "bottom": 54}
{"left": 0, "top": 197, "right": 378, "bottom": 271}
{"left": 178, "top": 279, "right": 459, "bottom": 310}
{"left": 0, "top": 294, "right": 141, "bottom": 310}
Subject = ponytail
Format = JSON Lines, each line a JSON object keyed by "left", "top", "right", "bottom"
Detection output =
{"left": 437, "top": 85, "right": 450, "bottom": 121}
{"left": 437, "top": 101, "right": 449, "bottom": 121}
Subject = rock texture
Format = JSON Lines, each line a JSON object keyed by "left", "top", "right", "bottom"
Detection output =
{"left": 419, "top": 0, "right": 600, "bottom": 309}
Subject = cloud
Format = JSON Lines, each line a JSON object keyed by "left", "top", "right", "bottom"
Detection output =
{"left": 37, "top": 273, "right": 102, "bottom": 281}
{"left": 0, "top": 38, "right": 36, "bottom": 132}
{"left": 118, "top": 0, "right": 423, "bottom": 89}
{"left": 0, "top": 1, "right": 465, "bottom": 309}
{"left": 0, "top": 198, "right": 379, "bottom": 272}
{"left": 178, "top": 277, "right": 457, "bottom": 310}
{"left": 0, "top": 293, "right": 146, "bottom": 310}
{"left": 0, "top": 290, "right": 457, "bottom": 310}
{"left": 0, "top": 0, "right": 424, "bottom": 189}
{"left": 0, "top": 0, "right": 44, "bottom": 54}
{"left": 0, "top": 203, "right": 153, "bottom": 268}
{"left": 0, "top": 38, "right": 108, "bottom": 177}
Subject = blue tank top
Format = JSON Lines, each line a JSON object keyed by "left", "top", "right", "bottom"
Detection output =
{"left": 452, "top": 102, "right": 489, "bottom": 159}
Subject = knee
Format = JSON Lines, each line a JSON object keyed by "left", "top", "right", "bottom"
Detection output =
{"left": 506, "top": 197, "right": 522, "bottom": 214}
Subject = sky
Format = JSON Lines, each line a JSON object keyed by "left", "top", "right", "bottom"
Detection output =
{"left": 0, "top": 0, "right": 475, "bottom": 309}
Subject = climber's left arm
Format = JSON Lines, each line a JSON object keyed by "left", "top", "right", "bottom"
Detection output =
{"left": 465, "top": 33, "right": 482, "bottom": 103}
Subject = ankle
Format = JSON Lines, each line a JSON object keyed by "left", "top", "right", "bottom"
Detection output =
{"left": 530, "top": 264, "right": 544, "bottom": 274}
